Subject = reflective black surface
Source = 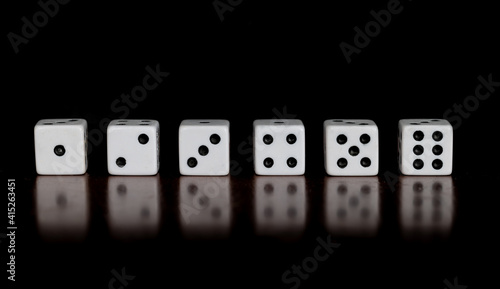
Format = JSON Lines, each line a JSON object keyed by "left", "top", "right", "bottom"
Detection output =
{"left": 2, "top": 172, "right": 493, "bottom": 288}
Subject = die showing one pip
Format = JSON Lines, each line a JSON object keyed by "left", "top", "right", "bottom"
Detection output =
{"left": 34, "top": 118, "right": 88, "bottom": 175}
{"left": 253, "top": 119, "right": 306, "bottom": 175}
{"left": 398, "top": 119, "right": 453, "bottom": 175}
{"left": 324, "top": 119, "right": 379, "bottom": 176}
{"left": 178, "top": 119, "right": 230, "bottom": 176}
{"left": 107, "top": 119, "right": 160, "bottom": 175}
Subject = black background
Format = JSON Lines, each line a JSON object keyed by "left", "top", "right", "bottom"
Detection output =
{"left": 2, "top": 0, "right": 500, "bottom": 288}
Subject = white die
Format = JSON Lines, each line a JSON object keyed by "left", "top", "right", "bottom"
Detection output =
{"left": 398, "top": 119, "right": 453, "bottom": 175}
{"left": 253, "top": 119, "right": 305, "bottom": 175}
{"left": 107, "top": 119, "right": 160, "bottom": 175}
{"left": 324, "top": 119, "right": 379, "bottom": 176}
{"left": 178, "top": 120, "right": 230, "bottom": 176}
{"left": 34, "top": 118, "right": 88, "bottom": 175}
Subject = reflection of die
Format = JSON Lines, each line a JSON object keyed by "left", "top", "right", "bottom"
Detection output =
{"left": 324, "top": 119, "right": 378, "bottom": 176}
{"left": 178, "top": 177, "right": 231, "bottom": 238}
{"left": 398, "top": 119, "right": 453, "bottom": 175}
{"left": 253, "top": 119, "right": 305, "bottom": 175}
{"left": 34, "top": 119, "right": 88, "bottom": 175}
{"left": 398, "top": 176, "right": 454, "bottom": 238}
{"left": 107, "top": 176, "right": 161, "bottom": 239}
{"left": 253, "top": 176, "right": 306, "bottom": 238}
{"left": 107, "top": 119, "right": 160, "bottom": 175}
{"left": 324, "top": 177, "right": 380, "bottom": 236}
{"left": 35, "top": 175, "right": 89, "bottom": 241}
{"left": 178, "top": 120, "right": 230, "bottom": 176}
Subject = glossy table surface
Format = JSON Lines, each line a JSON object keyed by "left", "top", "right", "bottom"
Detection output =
{"left": 6, "top": 171, "right": 497, "bottom": 288}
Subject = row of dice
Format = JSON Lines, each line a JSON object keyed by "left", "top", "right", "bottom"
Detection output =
{"left": 34, "top": 118, "right": 453, "bottom": 176}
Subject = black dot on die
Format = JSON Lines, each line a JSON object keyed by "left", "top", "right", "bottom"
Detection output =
{"left": 361, "top": 185, "right": 371, "bottom": 194}
{"left": 263, "top": 134, "right": 273, "bottom": 145}
{"left": 413, "top": 131, "right": 424, "bottom": 141}
{"left": 141, "top": 208, "right": 150, "bottom": 218}
{"left": 337, "top": 134, "right": 347, "bottom": 144}
{"left": 287, "top": 184, "right": 297, "bottom": 194}
{"left": 360, "top": 134, "right": 371, "bottom": 144}
{"left": 360, "top": 157, "right": 371, "bottom": 167}
{"left": 264, "top": 183, "right": 273, "bottom": 193}
{"left": 337, "top": 158, "right": 348, "bottom": 168}
{"left": 198, "top": 196, "right": 209, "bottom": 207}
{"left": 56, "top": 195, "right": 67, "bottom": 207}
{"left": 432, "top": 131, "right": 443, "bottom": 141}
{"left": 413, "top": 145, "right": 424, "bottom": 155}
{"left": 116, "top": 157, "right": 126, "bottom": 168}
{"left": 187, "top": 157, "right": 198, "bottom": 168}
{"left": 286, "top": 134, "right": 297, "bottom": 144}
{"left": 117, "top": 184, "right": 127, "bottom": 195}
{"left": 138, "top": 133, "right": 149, "bottom": 144}
{"left": 210, "top": 134, "right": 221, "bottom": 144}
{"left": 432, "top": 182, "right": 442, "bottom": 193}
{"left": 287, "top": 157, "right": 297, "bottom": 168}
{"left": 432, "top": 145, "right": 443, "bottom": 155}
{"left": 413, "top": 182, "right": 423, "bottom": 193}
{"left": 413, "top": 159, "right": 424, "bottom": 170}
{"left": 349, "top": 196, "right": 359, "bottom": 207}
{"left": 432, "top": 159, "right": 443, "bottom": 170}
{"left": 54, "top": 145, "right": 66, "bottom": 156}
{"left": 188, "top": 184, "right": 198, "bottom": 194}
{"left": 349, "top": 146, "right": 360, "bottom": 156}
{"left": 337, "top": 185, "right": 347, "bottom": 195}
{"left": 263, "top": 157, "right": 274, "bottom": 168}
{"left": 198, "top": 145, "right": 209, "bottom": 156}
